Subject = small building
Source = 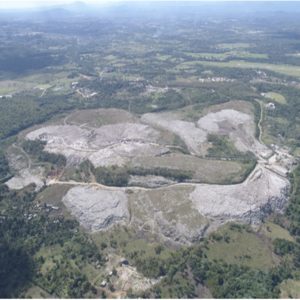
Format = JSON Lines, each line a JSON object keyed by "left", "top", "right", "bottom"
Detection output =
{"left": 119, "top": 258, "right": 129, "bottom": 266}
{"left": 266, "top": 102, "right": 276, "bottom": 110}
{"left": 71, "top": 82, "right": 79, "bottom": 88}
{"left": 100, "top": 280, "right": 107, "bottom": 288}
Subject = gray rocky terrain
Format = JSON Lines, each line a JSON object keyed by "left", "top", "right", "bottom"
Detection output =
{"left": 5, "top": 104, "right": 295, "bottom": 243}
{"left": 62, "top": 186, "right": 129, "bottom": 231}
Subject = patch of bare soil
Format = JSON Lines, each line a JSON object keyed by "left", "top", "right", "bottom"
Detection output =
{"left": 114, "top": 265, "right": 159, "bottom": 293}
{"left": 5, "top": 167, "right": 45, "bottom": 191}
{"left": 64, "top": 108, "right": 137, "bottom": 127}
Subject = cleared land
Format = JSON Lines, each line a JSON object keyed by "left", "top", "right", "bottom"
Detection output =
{"left": 5, "top": 167, "right": 44, "bottom": 191}
{"left": 128, "top": 184, "right": 209, "bottom": 243}
{"left": 205, "top": 224, "right": 277, "bottom": 271}
{"left": 141, "top": 112, "right": 208, "bottom": 155}
{"left": 185, "top": 51, "right": 268, "bottom": 60}
{"left": 5, "top": 102, "right": 294, "bottom": 243}
{"left": 217, "top": 43, "right": 251, "bottom": 50}
{"left": 63, "top": 108, "right": 137, "bottom": 127}
{"left": 259, "top": 221, "right": 295, "bottom": 242}
{"left": 262, "top": 92, "right": 287, "bottom": 105}
{"left": 190, "top": 165, "right": 289, "bottom": 222}
{"left": 62, "top": 186, "right": 129, "bottom": 231}
{"left": 177, "top": 60, "right": 300, "bottom": 78}
{"left": 280, "top": 280, "right": 300, "bottom": 298}
{"left": 22, "top": 286, "right": 53, "bottom": 299}
{"left": 131, "top": 153, "right": 249, "bottom": 184}
{"left": 56, "top": 160, "right": 290, "bottom": 243}
{"left": 26, "top": 123, "right": 168, "bottom": 167}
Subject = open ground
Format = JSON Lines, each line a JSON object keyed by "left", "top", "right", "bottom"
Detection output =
{"left": 5, "top": 100, "right": 294, "bottom": 244}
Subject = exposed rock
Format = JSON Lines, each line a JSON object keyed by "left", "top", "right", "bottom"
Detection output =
{"left": 197, "top": 109, "right": 272, "bottom": 158}
{"left": 189, "top": 165, "right": 290, "bottom": 224}
{"left": 128, "top": 185, "right": 209, "bottom": 244}
{"left": 141, "top": 112, "right": 207, "bottom": 155}
{"left": 62, "top": 186, "right": 129, "bottom": 231}
{"left": 26, "top": 124, "right": 168, "bottom": 167}
{"left": 5, "top": 168, "right": 45, "bottom": 191}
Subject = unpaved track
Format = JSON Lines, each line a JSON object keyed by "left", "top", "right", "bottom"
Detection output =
{"left": 11, "top": 143, "right": 32, "bottom": 169}
{"left": 47, "top": 178, "right": 185, "bottom": 192}
{"left": 255, "top": 99, "right": 264, "bottom": 144}
{"left": 47, "top": 160, "right": 263, "bottom": 192}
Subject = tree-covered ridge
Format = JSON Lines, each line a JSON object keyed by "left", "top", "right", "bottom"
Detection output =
{"left": 22, "top": 140, "right": 66, "bottom": 168}
{"left": 0, "top": 150, "right": 9, "bottom": 180}
{"left": 0, "top": 185, "right": 104, "bottom": 298}
{"left": 93, "top": 165, "right": 193, "bottom": 187}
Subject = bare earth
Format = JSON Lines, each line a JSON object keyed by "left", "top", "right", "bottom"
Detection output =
{"left": 5, "top": 167, "right": 45, "bottom": 191}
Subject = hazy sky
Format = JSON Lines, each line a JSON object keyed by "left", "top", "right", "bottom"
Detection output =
{"left": 0, "top": 0, "right": 297, "bottom": 9}
{"left": 0, "top": 0, "right": 106, "bottom": 9}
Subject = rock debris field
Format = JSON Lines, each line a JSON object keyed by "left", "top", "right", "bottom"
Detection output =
{"left": 26, "top": 123, "right": 169, "bottom": 167}
{"left": 6, "top": 103, "right": 294, "bottom": 243}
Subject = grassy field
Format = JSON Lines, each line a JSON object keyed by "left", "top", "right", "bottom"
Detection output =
{"left": 0, "top": 80, "right": 33, "bottom": 94}
{"left": 22, "top": 285, "right": 53, "bottom": 299}
{"left": 131, "top": 153, "right": 253, "bottom": 184}
{"left": 261, "top": 115, "right": 290, "bottom": 146}
{"left": 177, "top": 60, "right": 300, "bottom": 78}
{"left": 217, "top": 43, "right": 251, "bottom": 50}
{"left": 35, "top": 185, "right": 72, "bottom": 218}
{"left": 64, "top": 108, "right": 137, "bottom": 127}
{"left": 0, "top": 87, "right": 17, "bottom": 94}
{"left": 205, "top": 224, "right": 278, "bottom": 271}
{"left": 280, "top": 280, "right": 300, "bottom": 298}
{"left": 35, "top": 245, "right": 65, "bottom": 276}
{"left": 92, "top": 225, "right": 174, "bottom": 267}
{"left": 259, "top": 221, "right": 295, "bottom": 242}
{"left": 262, "top": 92, "right": 287, "bottom": 104}
{"left": 185, "top": 51, "right": 268, "bottom": 60}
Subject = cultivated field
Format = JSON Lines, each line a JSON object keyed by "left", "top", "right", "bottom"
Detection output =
{"left": 176, "top": 60, "right": 300, "bottom": 78}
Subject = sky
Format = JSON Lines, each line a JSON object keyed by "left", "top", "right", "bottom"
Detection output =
{"left": 0, "top": 0, "right": 298, "bottom": 9}
{"left": 0, "top": 0, "right": 103, "bottom": 9}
